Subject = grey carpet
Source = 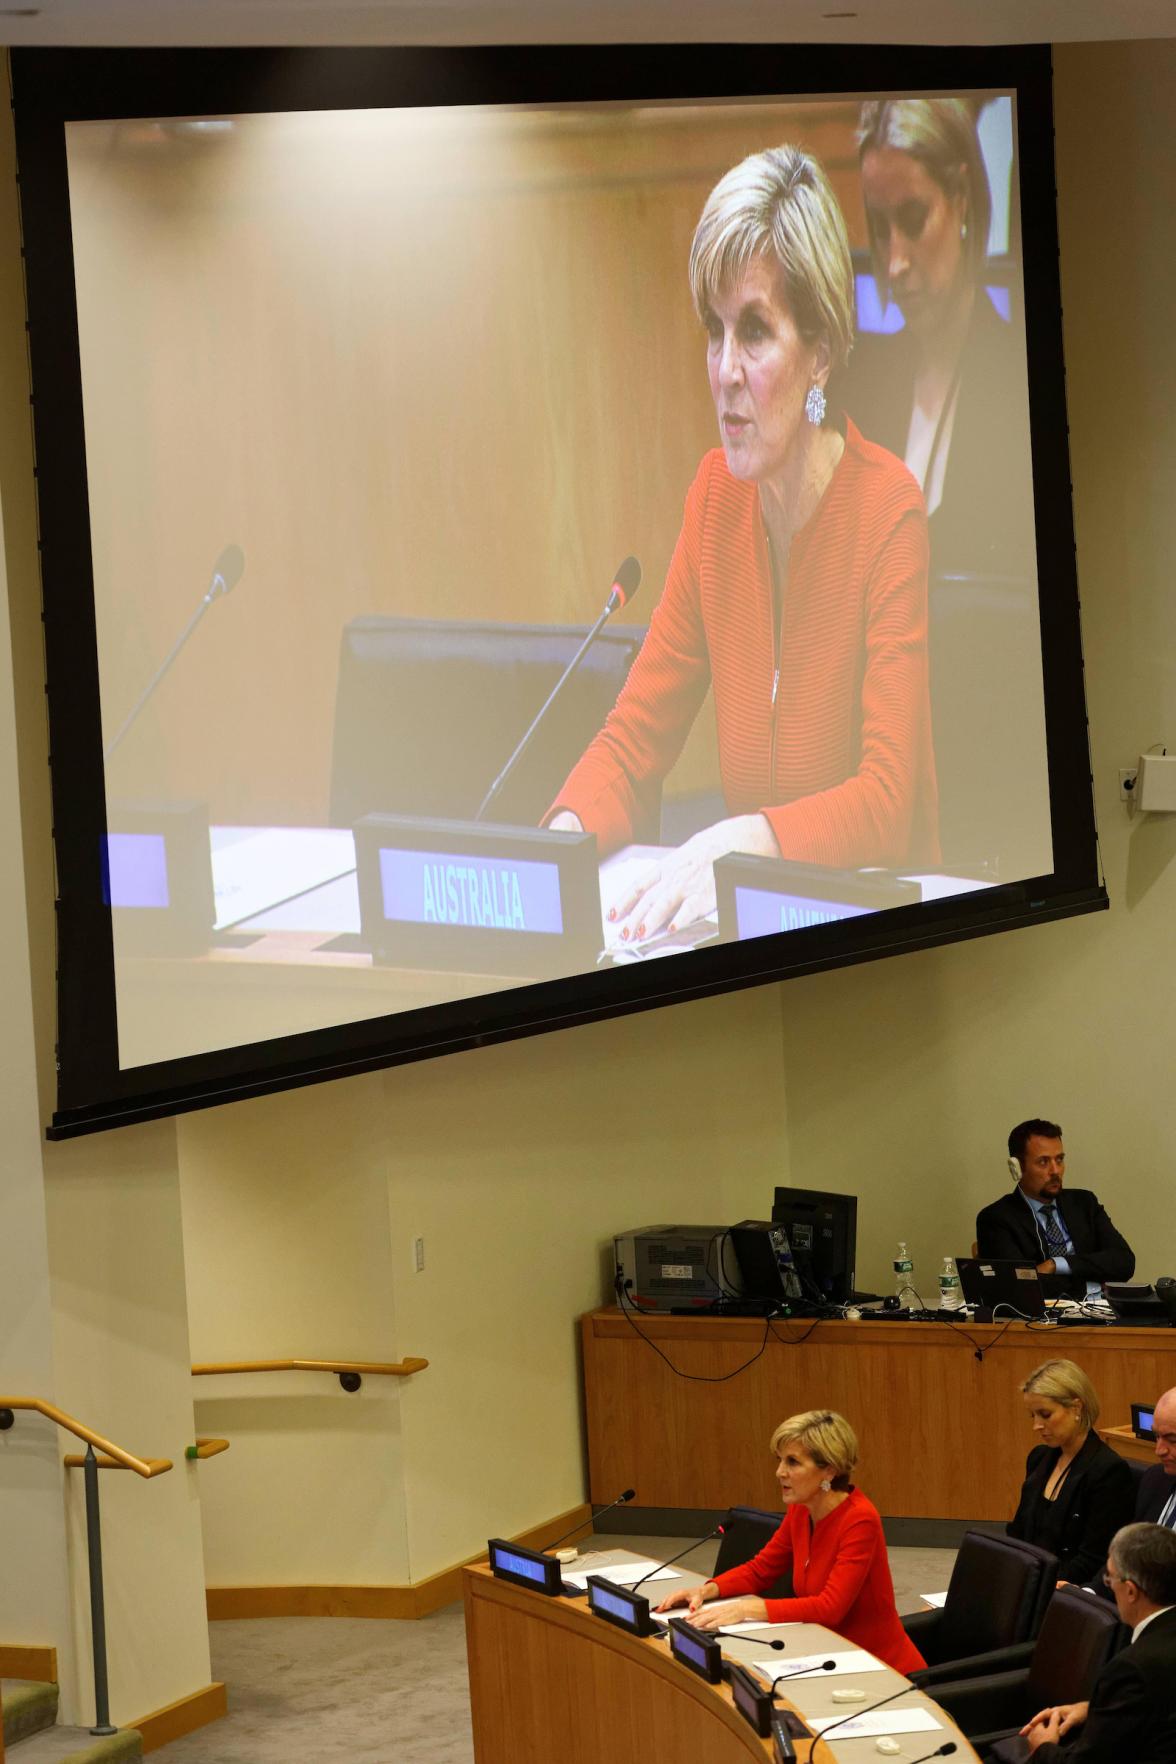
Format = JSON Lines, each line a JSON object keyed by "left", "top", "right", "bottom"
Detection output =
{"left": 150, "top": 1538, "right": 958, "bottom": 1763}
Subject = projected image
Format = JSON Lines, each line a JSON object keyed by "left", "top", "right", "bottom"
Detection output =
{"left": 66, "top": 91, "right": 1050, "bottom": 1069}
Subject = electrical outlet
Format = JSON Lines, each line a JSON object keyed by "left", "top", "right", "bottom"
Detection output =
{"left": 1120, "top": 767, "right": 1138, "bottom": 802}
{"left": 413, "top": 1236, "right": 425, "bottom": 1273}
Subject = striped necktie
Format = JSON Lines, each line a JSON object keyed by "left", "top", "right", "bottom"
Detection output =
{"left": 1159, "top": 1488, "right": 1176, "bottom": 1530}
{"left": 1038, "top": 1203, "right": 1071, "bottom": 1259}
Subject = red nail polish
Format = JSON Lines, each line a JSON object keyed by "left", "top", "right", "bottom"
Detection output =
{"left": 637, "top": 923, "right": 645, "bottom": 939}
{"left": 607, "top": 907, "right": 616, "bottom": 921}
{"left": 621, "top": 927, "right": 629, "bottom": 940}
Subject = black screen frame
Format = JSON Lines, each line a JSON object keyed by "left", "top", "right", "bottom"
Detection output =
{"left": 9, "top": 44, "right": 1105, "bottom": 1139}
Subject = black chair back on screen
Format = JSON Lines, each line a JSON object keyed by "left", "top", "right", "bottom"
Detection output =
{"left": 329, "top": 615, "right": 651, "bottom": 834}
{"left": 713, "top": 1506, "right": 793, "bottom": 1600}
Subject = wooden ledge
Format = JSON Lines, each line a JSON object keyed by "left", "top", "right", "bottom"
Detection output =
{"left": 185, "top": 1437, "right": 230, "bottom": 1461}
{"left": 191, "top": 1356, "right": 428, "bottom": 1377}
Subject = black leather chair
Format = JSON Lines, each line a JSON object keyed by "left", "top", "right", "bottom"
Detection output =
{"left": 328, "top": 615, "right": 653, "bottom": 833}
{"left": 906, "top": 1532, "right": 1057, "bottom": 1687}
{"left": 713, "top": 1506, "right": 793, "bottom": 1599}
{"left": 928, "top": 1585, "right": 1128, "bottom": 1751}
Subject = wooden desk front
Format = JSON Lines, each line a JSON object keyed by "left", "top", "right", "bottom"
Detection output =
{"left": 463, "top": 1562, "right": 979, "bottom": 1764}
{"left": 581, "top": 1310, "right": 1175, "bottom": 1518}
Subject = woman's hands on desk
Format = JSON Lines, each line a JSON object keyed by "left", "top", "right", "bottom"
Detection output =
{"left": 653, "top": 1582, "right": 769, "bottom": 1627}
{"left": 607, "top": 814, "right": 778, "bottom": 941}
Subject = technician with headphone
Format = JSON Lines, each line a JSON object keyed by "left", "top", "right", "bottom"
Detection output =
{"left": 974, "top": 1118, "right": 1135, "bottom": 1302}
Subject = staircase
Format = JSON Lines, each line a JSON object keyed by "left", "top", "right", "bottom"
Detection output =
{"left": 1, "top": 1681, "right": 141, "bottom": 1762}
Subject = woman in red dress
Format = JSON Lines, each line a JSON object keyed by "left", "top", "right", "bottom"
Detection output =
{"left": 655, "top": 1408, "right": 925, "bottom": 1676}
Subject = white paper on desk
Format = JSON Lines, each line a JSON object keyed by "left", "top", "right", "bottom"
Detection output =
{"left": 809, "top": 1709, "right": 941, "bottom": 1739}
{"left": 651, "top": 1613, "right": 790, "bottom": 1632}
{"left": 758, "top": 1650, "right": 886, "bottom": 1680}
{"left": 562, "top": 1560, "right": 675, "bottom": 1590}
{"left": 921, "top": 1590, "right": 949, "bottom": 1608}
{"left": 212, "top": 828, "right": 355, "bottom": 930}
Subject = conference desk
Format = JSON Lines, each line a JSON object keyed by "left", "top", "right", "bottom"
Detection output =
{"left": 463, "top": 1550, "right": 979, "bottom": 1764}
{"left": 581, "top": 1309, "right": 1175, "bottom": 1520}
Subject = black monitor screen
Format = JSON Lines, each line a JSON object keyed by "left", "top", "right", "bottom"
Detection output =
{"left": 772, "top": 1187, "right": 857, "bottom": 1304}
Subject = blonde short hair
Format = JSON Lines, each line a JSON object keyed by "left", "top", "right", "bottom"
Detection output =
{"left": 857, "top": 97, "right": 992, "bottom": 306}
{"left": 770, "top": 1409, "right": 858, "bottom": 1490}
{"left": 1020, "top": 1358, "right": 1099, "bottom": 1431}
{"left": 688, "top": 144, "right": 855, "bottom": 374}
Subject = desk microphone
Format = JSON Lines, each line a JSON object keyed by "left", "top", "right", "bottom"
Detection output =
{"left": 104, "top": 542, "right": 246, "bottom": 762}
{"left": 474, "top": 554, "right": 641, "bottom": 823}
{"left": 909, "top": 1746, "right": 957, "bottom": 1763}
{"left": 543, "top": 1488, "right": 636, "bottom": 1554}
{"left": 629, "top": 1522, "right": 724, "bottom": 1597}
{"left": 768, "top": 1657, "right": 836, "bottom": 1679}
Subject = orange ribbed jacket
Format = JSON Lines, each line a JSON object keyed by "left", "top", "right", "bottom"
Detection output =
{"left": 554, "top": 419, "right": 939, "bottom": 870}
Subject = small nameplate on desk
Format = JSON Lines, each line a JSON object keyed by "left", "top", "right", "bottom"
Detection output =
{"left": 355, "top": 815, "right": 601, "bottom": 975}
{"left": 486, "top": 1538, "right": 564, "bottom": 1596}
{"left": 729, "top": 1662, "right": 775, "bottom": 1737}
{"left": 714, "top": 854, "right": 920, "bottom": 944}
{"left": 1132, "top": 1402, "right": 1156, "bottom": 1439}
{"left": 585, "top": 1575, "right": 654, "bottom": 1636}
{"left": 103, "top": 799, "right": 215, "bottom": 954}
{"left": 667, "top": 1617, "right": 723, "bottom": 1684}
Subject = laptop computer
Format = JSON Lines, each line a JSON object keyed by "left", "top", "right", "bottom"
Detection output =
{"left": 956, "top": 1257, "right": 1047, "bottom": 1320}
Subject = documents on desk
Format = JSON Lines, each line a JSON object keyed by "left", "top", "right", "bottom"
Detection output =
{"left": 561, "top": 1557, "right": 675, "bottom": 1591}
{"left": 809, "top": 1708, "right": 942, "bottom": 1739}
{"left": 754, "top": 1649, "right": 886, "bottom": 1680}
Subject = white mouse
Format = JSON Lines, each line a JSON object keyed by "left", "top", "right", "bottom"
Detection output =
{"left": 875, "top": 1739, "right": 902, "bottom": 1755}
{"left": 554, "top": 1547, "right": 578, "bottom": 1564}
{"left": 832, "top": 1687, "right": 868, "bottom": 1702}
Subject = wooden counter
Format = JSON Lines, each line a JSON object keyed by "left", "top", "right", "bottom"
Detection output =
{"left": 581, "top": 1310, "right": 1174, "bottom": 1518}
{"left": 463, "top": 1560, "right": 979, "bottom": 1764}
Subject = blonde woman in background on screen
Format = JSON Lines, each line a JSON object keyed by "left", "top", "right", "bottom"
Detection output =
{"left": 547, "top": 143, "right": 937, "bottom": 941}
{"left": 655, "top": 1409, "right": 926, "bottom": 1674}
{"left": 1008, "top": 1358, "right": 1134, "bottom": 1585}
{"left": 847, "top": 97, "right": 1036, "bottom": 581}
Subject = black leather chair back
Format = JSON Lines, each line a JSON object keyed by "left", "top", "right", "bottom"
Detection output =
{"left": 926, "top": 1532, "right": 1057, "bottom": 1664}
{"left": 713, "top": 1506, "right": 792, "bottom": 1600}
{"left": 1025, "top": 1586, "right": 1128, "bottom": 1708}
{"left": 329, "top": 616, "right": 651, "bottom": 833}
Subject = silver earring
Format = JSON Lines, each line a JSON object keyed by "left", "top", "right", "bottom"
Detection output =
{"left": 820, "top": 1478, "right": 832, "bottom": 1493}
{"left": 805, "top": 384, "right": 826, "bottom": 426}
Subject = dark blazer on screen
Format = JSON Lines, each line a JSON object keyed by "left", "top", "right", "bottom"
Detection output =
{"left": 1029, "top": 1605, "right": 1176, "bottom": 1764}
{"left": 974, "top": 1186, "right": 1135, "bottom": 1299}
{"left": 1007, "top": 1431, "right": 1135, "bottom": 1585}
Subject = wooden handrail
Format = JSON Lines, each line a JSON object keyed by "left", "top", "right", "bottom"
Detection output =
{"left": 191, "top": 1356, "right": 428, "bottom": 1377}
{"left": 0, "top": 1397, "right": 172, "bottom": 1479}
{"left": 186, "top": 1436, "right": 231, "bottom": 1461}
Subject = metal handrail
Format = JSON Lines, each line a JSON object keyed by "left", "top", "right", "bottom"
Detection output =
{"left": 0, "top": 1398, "right": 172, "bottom": 1737}
{"left": 191, "top": 1355, "right": 428, "bottom": 1392}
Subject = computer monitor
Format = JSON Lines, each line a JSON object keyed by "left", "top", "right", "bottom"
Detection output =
{"left": 770, "top": 1188, "right": 857, "bottom": 1305}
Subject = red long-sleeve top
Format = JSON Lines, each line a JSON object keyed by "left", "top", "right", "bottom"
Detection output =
{"left": 711, "top": 1490, "right": 926, "bottom": 1676}
{"left": 552, "top": 421, "right": 938, "bottom": 867}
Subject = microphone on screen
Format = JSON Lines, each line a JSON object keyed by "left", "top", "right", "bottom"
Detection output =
{"left": 104, "top": 542, "right": 246, "bottom": 762}
{"left": 629, "top": 1522, "right": 725, "bottom": 1597}
{"left": 474, "top": 554, "right": 642, "bottom": 823}
{"left": 543, "top": 1488, "right": 636, "bottom": 1555}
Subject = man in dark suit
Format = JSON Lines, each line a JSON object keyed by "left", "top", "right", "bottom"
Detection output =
{"left": 1137, "top": 1389, "right": 1176, "bottom": 1529}
{"left": 1019, "top": 1523, "right": 1176, "bottom": 1761}
{"left": 975, "top": 1119, "right": 1135, "bottom": 1301}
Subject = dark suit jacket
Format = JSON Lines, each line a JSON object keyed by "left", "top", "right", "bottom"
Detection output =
{"left": 974, "top": 1187, "right": 1135, "bottom": 1299}
{"left": 1030, "top": 1605, "right": 1176, "bottom": 1764}
{"left": 1007, "top": 1432, "right": 1136, "bottom": 1585}
{"left": 1138, "top": 1464, "right": 1176, "bottom": 1524}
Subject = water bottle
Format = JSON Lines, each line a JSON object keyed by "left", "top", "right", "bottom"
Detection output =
{"left": 893, "top": 1242, "right": 916, "bottom": 1310}
{"left": 938, "top": 1255, "right": 965, "bottom": 1311}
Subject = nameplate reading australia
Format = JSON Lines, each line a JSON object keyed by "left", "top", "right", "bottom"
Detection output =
{"left": 354, "top": 813, "right": 601, "bottom": 977}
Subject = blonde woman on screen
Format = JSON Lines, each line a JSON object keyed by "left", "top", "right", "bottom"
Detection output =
{"left": 547, "top": 143, "right": 937, "bottom": 940}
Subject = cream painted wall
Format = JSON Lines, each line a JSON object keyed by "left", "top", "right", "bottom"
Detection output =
{"left": 179, "top": 1076, "right": 412, "bottom": 1586}
{"left": 779, "top": 40, "right": 1176, "bottom": 1317}
{"left": 177, "top": 981, "right": 787, "bottom": 1586}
